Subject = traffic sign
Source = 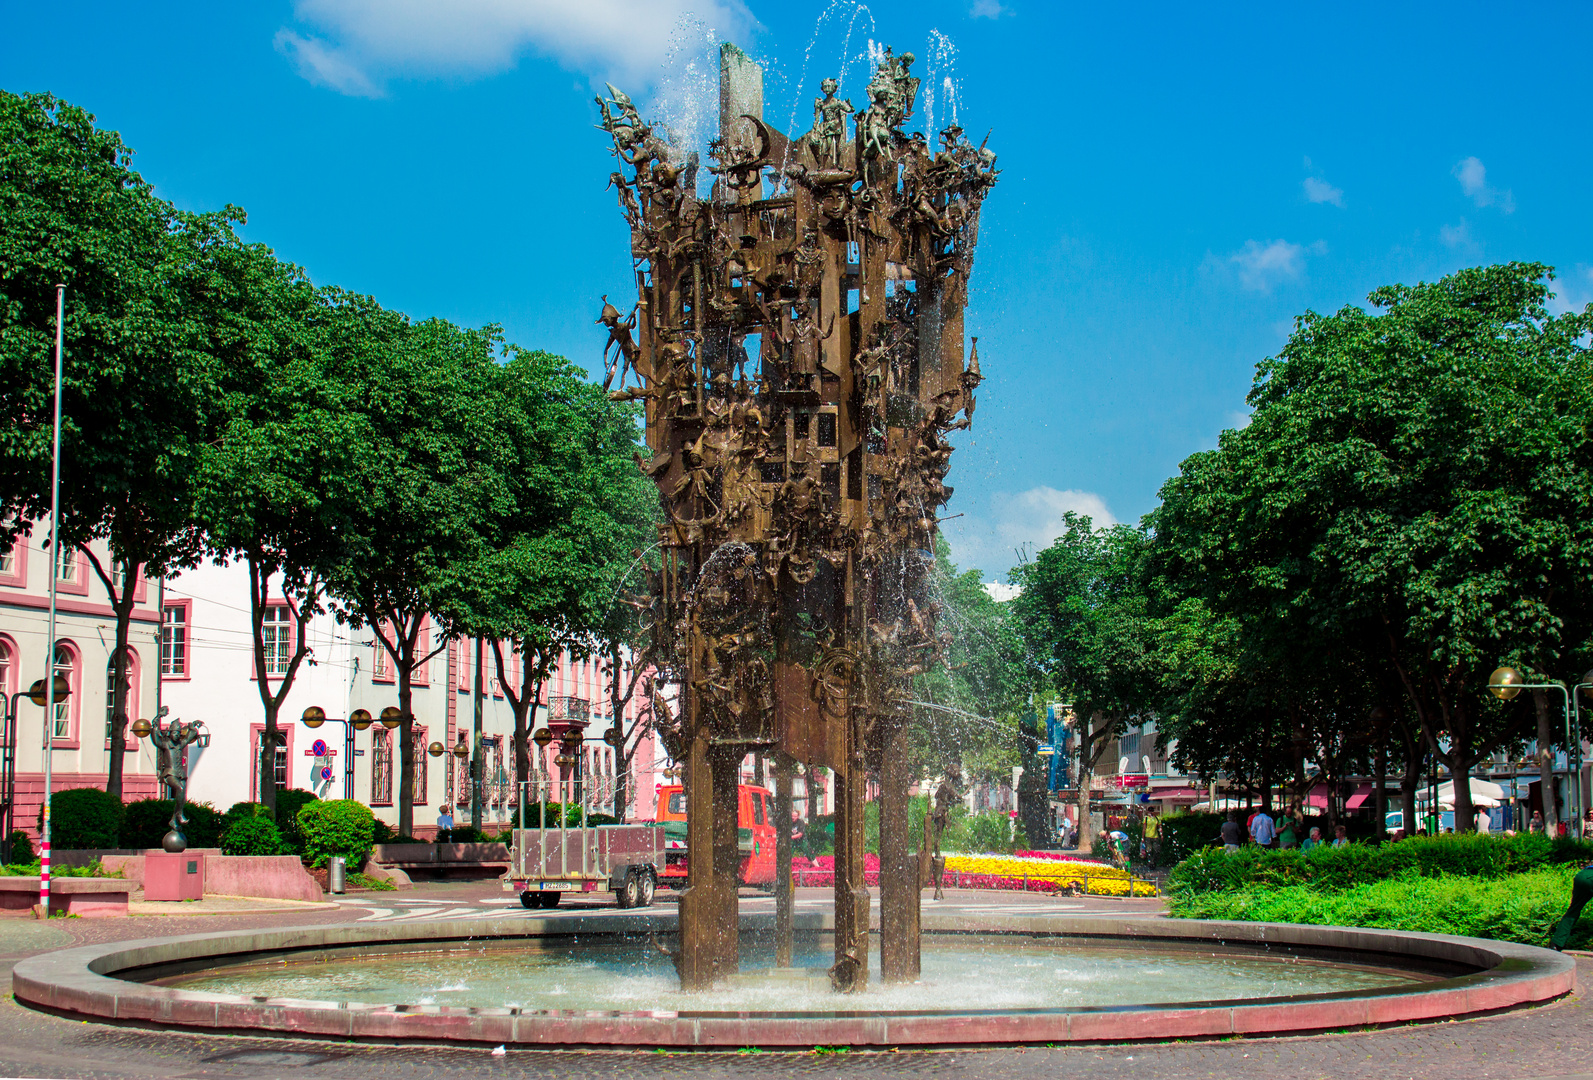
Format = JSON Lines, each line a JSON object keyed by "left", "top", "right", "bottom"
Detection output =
{"left": 311, "top": 738, "right": 329, "bottom": 757}
{"left": 319, "top": 765, "right": 334, "bottom": 781}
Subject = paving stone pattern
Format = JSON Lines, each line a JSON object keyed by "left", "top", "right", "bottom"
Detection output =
{"left": 0, "top": 882, "right": 1588, "bottom": 1079}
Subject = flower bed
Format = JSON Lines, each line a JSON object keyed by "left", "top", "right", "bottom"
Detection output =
{"left": 787, "top": 852, "right": 1157, "bottom": 897}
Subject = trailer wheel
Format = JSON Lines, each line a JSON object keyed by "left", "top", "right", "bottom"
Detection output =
{"left": 539, "top": 892, "right": 561, "bottom": 909}
{"left": 618, "top": 873, "right": 641, "bottom": 909}
{"left": 519, "top": 891, "right": 537, "bottom": 910}
{"left": 638, "top": 869, "right": 656, "bottom": 907}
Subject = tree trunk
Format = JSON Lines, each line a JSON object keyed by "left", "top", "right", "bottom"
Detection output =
{"left": 1535, "top": 689, "right": 1558, "bottom": 834}
{"left": 1452, "top": 760, "right": 1475, "bottom": 834}
{"left": 1075, "top": 712, "right": 1111, "bottom": 851}
{"left": 1374, "top": 739, "right": 1388, "bottom": 841}
{"left": 104, "top": 607, "right": 133, "bottom": 798}
{"left": 609, "top": 643, "right": 627, "bottom": 820}
{"left": 471, "top": 637, "right": 484, "bottom": 829}
{"left": 398, "top": 665, "right": 415, "bottom": 838}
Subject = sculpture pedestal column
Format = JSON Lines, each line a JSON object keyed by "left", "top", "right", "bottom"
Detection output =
{"left": 878, "top": 715, "right": 920, "bottom": 982}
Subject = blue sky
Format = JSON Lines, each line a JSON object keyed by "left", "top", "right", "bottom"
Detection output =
{"left": 6, "top": 1, "right": 1592, "bottom": 582}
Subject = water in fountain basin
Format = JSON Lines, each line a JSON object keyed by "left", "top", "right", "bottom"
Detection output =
{"left": 160, "top": 937, "right": 1425, "bottom": 1014}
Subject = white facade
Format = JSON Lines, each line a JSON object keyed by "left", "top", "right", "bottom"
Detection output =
{"left": 162, "top": 559, "right": 661, "bottom": 835}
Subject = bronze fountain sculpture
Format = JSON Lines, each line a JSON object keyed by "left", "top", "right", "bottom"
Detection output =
{"left": 598, "top": 43, "right": 996, "bottom": 992}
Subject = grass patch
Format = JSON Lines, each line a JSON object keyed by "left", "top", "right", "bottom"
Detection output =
{"left": 345, "top": 872, "right": 396, "bottom": 891}
{"left": 1167, "top": 864, "right": 1590, "bottom": 948}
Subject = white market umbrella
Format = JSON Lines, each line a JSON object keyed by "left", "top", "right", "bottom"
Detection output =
{"left": 1416, "top": 778, "right": 1504, "bottom": 809}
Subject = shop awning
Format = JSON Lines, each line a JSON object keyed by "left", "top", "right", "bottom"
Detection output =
{"left": 1147, "top": 787, "right": 1203, "bottom": 802}
{"left": 1345, "top": 783, "right": 1375, "bottom": 809}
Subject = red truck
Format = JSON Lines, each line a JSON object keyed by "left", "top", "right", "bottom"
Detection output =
{"left": 655, "top": 783, "right": 777, "bottom": 887}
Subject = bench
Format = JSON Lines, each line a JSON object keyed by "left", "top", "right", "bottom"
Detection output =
{"left": 0, "top": 877, "right": 130, "bottom": 918}
{"left": 371, "top": 843, "right": 511, "bottom": 881}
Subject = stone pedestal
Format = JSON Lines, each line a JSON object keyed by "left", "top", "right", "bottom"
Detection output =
{"left": 144, "top": 852, "right": 205, "bottom": 901}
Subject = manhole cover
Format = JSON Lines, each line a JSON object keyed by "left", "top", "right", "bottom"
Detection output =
{"left": 204, "top": 1049, "right": 346, "bottom": 1067}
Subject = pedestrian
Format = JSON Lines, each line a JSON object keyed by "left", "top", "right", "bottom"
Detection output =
{"left": 1250, "top": 807, "right": 1276, "bottom": 848}
{"left": 1530, "top": 811, "right": 1546, "bottom": 834}
{"left": 1220, "top": 811, "right": 1243, "bottom": 853}
{"left": 1475, "top": 808, "right": 1491, "bottom": 835}
{"left": 436, "top": 804, "right": 455, "bottom": 843}
{"left": 1332, "top": 824, "right": 1349, "bottom": 848}
{"left": 1301, "top": 826, "right": 1323, "bottom": 851}
{"left": 1551, "top": 860, "right": 1593, "bottom": 951}
{"left": 1142, "top": 814, "right": 1161, "bottom": 864}
{"left": 1277, "top": 813, "right": 1298, "bottom": 849}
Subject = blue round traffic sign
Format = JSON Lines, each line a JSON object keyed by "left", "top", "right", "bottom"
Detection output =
{"left": 311, "top": 739, "right": 329, "bottom": 757}
{"left": 319, "top": 765, "right": 333, "bottom": 781}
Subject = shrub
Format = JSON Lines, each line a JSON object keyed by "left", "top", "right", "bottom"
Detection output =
{"left": 220, "top": 814, "right": 286, "bottom": 857}
{"left": 40, "top": 788, "right": 123, "bottom": 850}
{"left": 7, "top": 830, "right": 34, "bottom": 862}
{"left": 445, "top": 825, "right": 485, "bottom": 844}
{"left": 1167, "top": 832, "right": 1593, "bottom": 897}
{"left": 371, "top": 818, "right": 396, "bottom": 844}
{"left": 346, "top": 871, "right": 396, "bottom": 891}
{"left": 296, "top": 799, "right": 375, "bottom": 870}
{"left": 1167, "top": 865, "right": 1592, "bottom": 949}
{"left": 121, "top": 799, "right": 224, "bottom": 850}
{"left": 274, "top": 789, "right": 319, "bottom": 852}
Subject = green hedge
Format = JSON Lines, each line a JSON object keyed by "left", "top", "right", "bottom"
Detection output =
{"left": 220, "top": 814, "right": 286, "bottom": 856}
{"left": 1168, "top": 865, "right": 1592, "bottom": 949}
{"left": 275, "top": 790, "right": 319, "bottom": 852}
{"left": 40, "top": 788, "right": 123, "bottom": 849}
{"left": 121, "top": 799, "right": 223, "bottom": 849}
{"left": 1168, "top": 833, "right": 1593, "bottom": 896}
{"left": 297, "top": 799, "right": 375, "bottom": 870}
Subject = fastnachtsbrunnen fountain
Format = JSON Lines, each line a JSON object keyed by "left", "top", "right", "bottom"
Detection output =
{"left": 8, "top": 41, "right": 1578, "bottom": 1050}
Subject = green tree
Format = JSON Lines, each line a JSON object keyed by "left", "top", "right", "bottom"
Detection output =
{"left": 323, "top": 312, "right": 513, "bottom": 837}
{"left": 1155, "top": 264, "right": 1593, "bottom": 831}
{"left": 448, "top": 347, "right": 656, "bottom": 810}
{"left": 192, "top": 243, "right": 372, "bottom": 814}
{"left": 0, "top": 92, "right": 226, "bottom": 795}
{"left": 1010, "top": 515, "right": 1158, "bottom": 849}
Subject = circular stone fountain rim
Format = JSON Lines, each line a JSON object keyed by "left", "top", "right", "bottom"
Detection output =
{"left": 12, "top": 913, "right": 1574, "bottom": 1048}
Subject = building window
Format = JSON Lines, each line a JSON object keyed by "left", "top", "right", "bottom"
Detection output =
{"left": 262, "top": 605, "right": 292, "bottom": 676}
{"left": 52, "top": 643, "right": 75, "bottom": 740}
{"left": 161, "top": 604, "right": 188, "bottom": 676}
{"left": 0, "top": 544, "right": 12, "bottom": 577}
{"left": 371, "top": 728, "right": 393, "bottom": 804}
{"left": 56, "top": 546, "right": 76, "bottom": 583}
{"left": 411, "top": 728, "right": 429, "bottom": 806}
{"left": 110, "top": 559, "right": 129, "bottom": 595}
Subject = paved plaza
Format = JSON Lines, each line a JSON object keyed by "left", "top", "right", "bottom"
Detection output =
{"left": 0, "top": 883, "right": 1589, "bottom": 1079}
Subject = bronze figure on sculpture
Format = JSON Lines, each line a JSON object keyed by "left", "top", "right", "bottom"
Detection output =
{"left": 597, "top": 42, "right": 996, "bottom": 993}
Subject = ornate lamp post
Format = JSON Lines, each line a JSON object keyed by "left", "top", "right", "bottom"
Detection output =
{"left": 131, "top": 707, "right": 210, "bottom": 852}
{"left": 1489, "top": 666, "right": 1593, "bottom": 836}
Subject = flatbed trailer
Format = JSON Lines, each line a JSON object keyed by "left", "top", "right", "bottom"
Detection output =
{"left": 500, "top": 778, "right": 663, "bottom": 909}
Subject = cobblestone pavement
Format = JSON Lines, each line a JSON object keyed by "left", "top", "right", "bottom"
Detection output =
{"left": 1, "top": 883, "right": 1587, "bottom": 1080}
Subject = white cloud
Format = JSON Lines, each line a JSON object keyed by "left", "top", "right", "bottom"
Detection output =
{"left": 944, "top": 486, "right": 1118, "bottom": 578}
{"left": 969, "top": 0, "right": 1010, "bottom": 16}
{"left": 1302, "top": 176, "right": 1343, "bottom": 206}
{"left": 1453, "top": 156, "right": 1515, "bottom": 213}
{"left": 1439, "top": 219, "right": 1474, "bottom": 249}
{"left": 276, "top": 0, "right": 755, "bottom": 96}
{"left": 1224, "top": 239, "right": 1313, "bottom": 292}
{"left": 1548, "top": 266, "right": 1593, "bottom": 316}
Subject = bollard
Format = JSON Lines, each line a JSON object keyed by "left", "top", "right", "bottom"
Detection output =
{"left": 329, "top": 856, "right": 346, "bottom": 895}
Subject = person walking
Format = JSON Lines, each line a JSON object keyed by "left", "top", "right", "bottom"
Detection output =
{"left": 1277, "top": 814, "right": 1298, "bottom": 849}
{"left": 1551, "top": 861, "right": 1593, "bottom": 951}
{"left": 1530, "top": 810, "right": 1546, "bottom": 834}
{"left": 1220, "top": 811, "right": 1243, "bottom": 853}
{"left": 1250, "top": 808, "right": 1276, "bottom": 848}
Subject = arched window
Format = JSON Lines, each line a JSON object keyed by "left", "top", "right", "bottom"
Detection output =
{"left": 51, "top": 642, "right": 78, "bottom": 741}
{"left": 105, "top": 649, "right": 139, "bottom": 742}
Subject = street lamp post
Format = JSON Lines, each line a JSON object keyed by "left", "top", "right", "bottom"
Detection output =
{"left": 1488, "top": 667, "right": 1593, "bottom": 838}
{"left": 0, "top": 677, "right": 72, "bottom": 865}
{"left": 300, "top": 706, "right": 375, "bottom": 801}
{"left": 39, "top": 282, "right": 66, "bottom": 918}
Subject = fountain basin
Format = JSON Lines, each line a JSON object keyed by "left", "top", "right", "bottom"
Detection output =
{"left": 12, "top": 912, "right": 1574, "bottom": 1048}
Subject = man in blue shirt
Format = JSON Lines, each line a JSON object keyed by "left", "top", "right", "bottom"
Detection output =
{"left": 1250, "top": 809, "right": 1276, "bottom": 848}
